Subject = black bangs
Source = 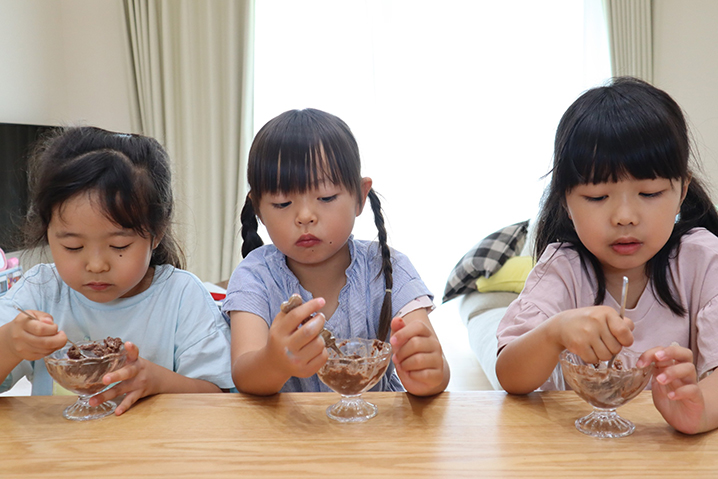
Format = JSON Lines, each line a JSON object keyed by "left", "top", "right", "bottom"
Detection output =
{"left": 247, "top": 109, "right": 362, "bottom": 200}
{"left": 554, "top": 77, "right": 689, "bottom": 191}
{"left": 39, "top": 149, "right": 155, "bottom": 238}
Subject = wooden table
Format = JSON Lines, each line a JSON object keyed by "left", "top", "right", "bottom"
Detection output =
{"left": 1, "top": 391, "right": 716, "bottom": 478}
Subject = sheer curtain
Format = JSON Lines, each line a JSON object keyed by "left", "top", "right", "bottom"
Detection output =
{"left": 124, "top": 0, "right": 254, "bottom": 282}
{"left": 605, "top": 0, "right": 652, "bottom": 81}
{"left": 254, "top": 0, "right": 611, "bottom": 297}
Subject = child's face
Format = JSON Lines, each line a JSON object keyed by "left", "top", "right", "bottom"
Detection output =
{"left": 256, "top": 177, "right": 372, "bottom": 271}
{"left": 47, "top": 192, "right": 155, "bottom": 303}
{"left": 565, "top": 177, "right": 687, "bottom": 281}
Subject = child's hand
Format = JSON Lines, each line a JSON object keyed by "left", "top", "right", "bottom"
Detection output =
{"left": 2, "top": 310, "right": 67, "bottom": 362}
{"left": 638, "top": 344, "right": 707, "bottom": 434}
{"left": 89, "top": 342, "right": 156, "bottom": 416}
{"left": 268, "top": 297, "right": 329, "bottom": 379}
{"left": 390, "top": 313, "right": 449, "bottom": 396}
{"left": 552, "top": 305, "right": 634, "bottom": 364}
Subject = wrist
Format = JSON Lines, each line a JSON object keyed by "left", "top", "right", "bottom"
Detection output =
{"left": 540, "top": 313, "right": 567, "bottom": 356}
{"left": 0, "top": 324, "right": 23, "bottom": 363}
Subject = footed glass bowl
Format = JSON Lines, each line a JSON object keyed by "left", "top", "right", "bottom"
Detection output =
{"left": 317, "top": 338, "right": 392, "bottom": 423}
{"left": 560, "top": 348, "right": 654, "bottom": 438}
{"left": 44, "top": 341, "right": 127, "bottom": 421}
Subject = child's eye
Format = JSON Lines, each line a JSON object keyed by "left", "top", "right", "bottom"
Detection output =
{"left": 111, "top": 244, "right": 131, "bottom": 251}
{"left": 272, "top": 201, "right": 291, "bottom": 209}
{"left": 319, "top": 195, "right": 338, "bottom": 203}
{"left": 584, "top": 195, "right": 606, "bottom": 202}
{"left": 640, "top": 191, "right": 663, "bottom": 198}
{"left": 63, "top": 246, "right": 83, "bottom": 252}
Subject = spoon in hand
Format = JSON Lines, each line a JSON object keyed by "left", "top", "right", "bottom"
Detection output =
{"left": 607, "top": 276, "right": 629, "bottom": 369}
{"left": 14, "top": 306, "right": 93, "bottom": 359}
{"left": 280, "top": 294, "right": 344, "bottom": 357}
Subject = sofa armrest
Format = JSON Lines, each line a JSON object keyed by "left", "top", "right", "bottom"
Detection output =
{"left": 459, "top": 291, "right": 519, "bottom": 390}
{"left": 459, "top": 291, "right": 518, "bottom": 325}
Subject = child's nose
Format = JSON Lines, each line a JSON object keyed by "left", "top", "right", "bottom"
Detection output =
{"left": 295, "top": 204, "right": 317, "bottom": 225}
{"left": 296, "top": 212, "right": 316, "bottom": 225}
{"left": 86, "top": 253, "right": 110, "bottom": 273}
{"left": 613, "top": 200, "right": 638, "bottom": 226}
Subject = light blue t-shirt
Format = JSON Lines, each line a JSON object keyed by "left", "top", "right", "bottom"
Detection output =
{"left": 222, "top": 236, "right": 433, "bottom": 392}
{"left": 0, "top": 264, "right": 233, "bottom": 395}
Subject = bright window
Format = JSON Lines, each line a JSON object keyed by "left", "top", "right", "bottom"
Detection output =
{"left": 254, "top": 0, "right": 611, "bottom": 296}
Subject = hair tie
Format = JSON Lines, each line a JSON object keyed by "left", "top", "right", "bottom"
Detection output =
{"left": 385, "top": 289, "right": 392, "bottom": 294}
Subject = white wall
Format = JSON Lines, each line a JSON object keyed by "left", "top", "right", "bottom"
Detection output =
{"left": 0, "top": 0, "right": 136, "bottom": 131}
{"left": 653, "top": 0, "right": 718, "bottom": 194}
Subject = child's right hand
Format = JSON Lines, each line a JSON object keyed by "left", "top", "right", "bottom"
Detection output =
{"left": 268, "top": 297, "right": 329, "bottom": 378}
{"left": 551, "top": 305, "right": 635, "bottom": 364}
{"left": 1, "top": 310, "right": 67, "bottom": 362}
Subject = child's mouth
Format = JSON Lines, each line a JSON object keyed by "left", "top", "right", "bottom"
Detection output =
{"left": 296, "top": 235, "right": 320, "bottom": 248}
{"left": 611, "top": 241, "right": 641, "bottom": 255}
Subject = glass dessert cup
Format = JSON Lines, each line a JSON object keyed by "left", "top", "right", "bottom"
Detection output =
{"left": 317, "top": 338, "right": 392, "bottom": 423}
{"left": 44, "top": 342, "right": 127, "bottom": 421}
{"left": 560, "top": 348, "right": 654, "bottom": 438}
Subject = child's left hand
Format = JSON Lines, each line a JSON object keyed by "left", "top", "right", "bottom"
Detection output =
{"left": 89, "top": 342, "right": 158, "bottom": 416}
{"left": 390, "top": 312, "right": 450, "bottom": 396}
{"left": 638, "top": 344, "right": 707, "bottom": 434}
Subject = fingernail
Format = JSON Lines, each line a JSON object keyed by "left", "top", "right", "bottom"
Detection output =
{"left": 636, "top": 360, "right": 644, "bottom": 367}
{"left": 657, "top": 373, "right": 667, "bottom": 383}
{"left": 656, "top": 350, "right": 667, "bottom": 360}
{"left": 305, "top": 319, "right": 321, "bottom": 334}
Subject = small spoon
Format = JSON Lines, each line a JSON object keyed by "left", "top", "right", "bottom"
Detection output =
{"left": 280, "top": 294, "right": 344, "bottom": 357}
{"left": 14, "top": 306, "right": 93, "bottom": 359}
{"left": 607, "top": 276, "right": 629, "bottom": 369}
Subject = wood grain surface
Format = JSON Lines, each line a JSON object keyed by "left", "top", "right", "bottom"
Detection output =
{"left": 1, "top": 391, "right": 715, "bottom": 478}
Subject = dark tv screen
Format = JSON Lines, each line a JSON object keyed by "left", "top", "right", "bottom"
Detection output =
{"left": 0, "top": 123, "right": 56, "bottom": 252}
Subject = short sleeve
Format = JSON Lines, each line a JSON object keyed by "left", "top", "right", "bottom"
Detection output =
{"left": 389, "top": 249, "right": 434, "bottom": 315}
{"left": 496, "top": 244, "right": 583, "bottom": 352}
{"left": 222, "top": 251, "right": 276, "bottom": 325}
{"left": 695, "top": 295, "right": 718, "bottom": 377}
{"left": 171, "top": 274, "right": 233, "bottom": 389}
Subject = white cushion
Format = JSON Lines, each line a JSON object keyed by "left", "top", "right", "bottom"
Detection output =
{"left": 466, "top": 305, "right": 509, "bottom": 390}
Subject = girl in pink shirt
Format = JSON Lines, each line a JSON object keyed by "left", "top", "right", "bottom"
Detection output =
{"left": 496, "top": 77, "right": 718, "bottom": 435}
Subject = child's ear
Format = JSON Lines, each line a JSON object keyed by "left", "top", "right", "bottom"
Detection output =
{"left": 561, "top": 196, "right": 572, "bottom": 221}
{"left": 152, "top": 232, "right": 165, "bottom": 250}
{"left": 678, "top": 176, "right": 691, "bottom": 212}
{"left": 245, "top": 192, "right": 264, "bottom": 224}
{"left": 357, "top": 177, "right": 373, "bottom": 215}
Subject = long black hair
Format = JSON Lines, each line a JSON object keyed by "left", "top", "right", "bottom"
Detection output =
{"left": 536, "top": 77, "right": 718, "bottom": 315}
{"left": 23, "top": 126, "right": 185, "bottom": 269}
{"left": 240, "top": 109, "right": 395, "bottom": 339}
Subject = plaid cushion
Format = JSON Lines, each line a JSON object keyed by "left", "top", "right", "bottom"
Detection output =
{"left": 442, "top": 220, "right": 529, "bottom": 303}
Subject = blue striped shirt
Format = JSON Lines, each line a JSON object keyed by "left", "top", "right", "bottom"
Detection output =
{"left": 223, "top": 236, "right": 433, "bottom": 392}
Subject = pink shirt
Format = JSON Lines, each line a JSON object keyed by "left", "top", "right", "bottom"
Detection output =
{"left": 497, "top": 228, "right": 718, "bottom": 390}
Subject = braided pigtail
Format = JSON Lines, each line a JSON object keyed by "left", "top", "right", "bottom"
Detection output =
{"left": 368, "top": 189, "right": 394, "bottom": 340}
{"left": 240, "top": 194, "right": 264, "bottom": 258}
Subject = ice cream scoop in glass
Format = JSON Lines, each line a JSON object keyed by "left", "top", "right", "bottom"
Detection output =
{"left": 317, "top": 337, "right": 393, "bottom": 423}
{"left": 560, "top": 348, "right": 654, "bottom": 438}
{"left": 44, "top": 339, "right": 127, "bottom": 421}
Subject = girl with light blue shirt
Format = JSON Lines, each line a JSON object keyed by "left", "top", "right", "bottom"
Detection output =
{"left": 223, "top": 108, "right": 450, "bottom": 395}
{"left": 0, "top": 127, "right": 232, "bottom": 415}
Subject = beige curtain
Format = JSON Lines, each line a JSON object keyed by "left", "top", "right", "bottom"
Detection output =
{"left": 605, "top": 0, "right": 652, "bottom": 82}
{"left": 123, "top": 0, "right": 254, "bottom": 282}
